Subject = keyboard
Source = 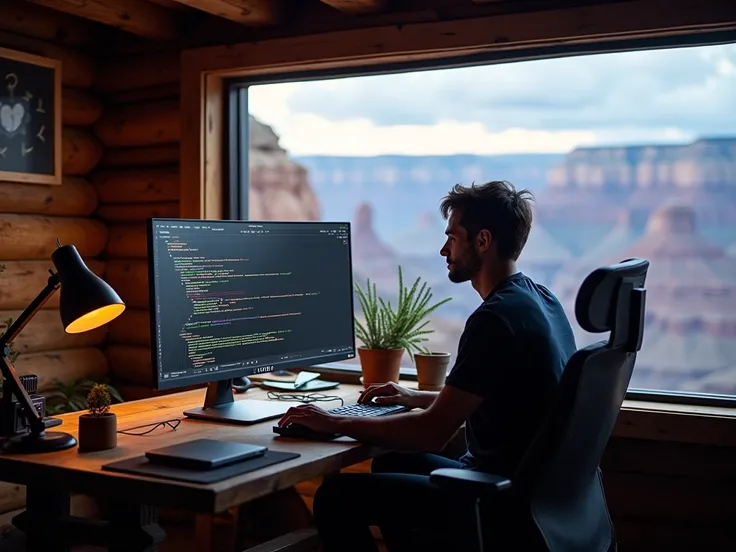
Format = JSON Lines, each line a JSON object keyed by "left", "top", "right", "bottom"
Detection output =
{"left": 273, "top": 402, "right": 409, "bottom": 440}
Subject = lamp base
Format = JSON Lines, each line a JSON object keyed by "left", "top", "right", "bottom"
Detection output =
{"left": 2, "top": 431, "right": 77, "bottom": 454}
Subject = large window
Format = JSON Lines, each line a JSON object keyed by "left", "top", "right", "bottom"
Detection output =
{"left": 231, "top": 41, "right": 736, "bottom": 402}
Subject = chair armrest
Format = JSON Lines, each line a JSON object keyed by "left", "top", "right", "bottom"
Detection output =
{"left": 430, "top": 468, "right": 512, "bottom": 497}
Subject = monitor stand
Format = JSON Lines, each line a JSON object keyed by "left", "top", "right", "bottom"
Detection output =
{"left": 183, "top": 379, "right": 292, "bottom": 425}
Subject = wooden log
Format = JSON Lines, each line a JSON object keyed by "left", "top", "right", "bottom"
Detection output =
{"left": 62, "top": 88, "right": 103, "bottom": 127}
{"left": 0, "top": 309, "right": 106, "bottom": 354}
{"left": 0, "top": 483, "right": 25, "bottom": 515}
{"left": 108, "top": 308, "right": 150, "bottom": 346}
{"left": 106, "top": 224, "right": 148, "bottom": 258}
{"left": 166, "top": 0, "right": 284, "bottom": 25}
{"left": 95, "top": 201, "right": 180, "bottom": 223}
{"left": 0, "top": 260, "right": 105, "bottom": 310}
{"left": 105, "top": 344, "right": 152, "bottom": 386}
{"left": 0, "top": 214, "right": 108, "bottom": 260}
{"left": 94, "top": 99, "right": 180, "bottom": 148}
{"left": 92, "top": 167, "right": 180, "bottom": 204}
{"left": 320, "top": 0, "right": 386, "bottom": 14}
{"left": 0, "top": 0, "right": 102, "bottom": 46}
{"left": 0, "top": 31, "right": 93, "bottom": 88}
{"left": 0, "top": 177, "right": 97, "bottom": 216}
{"left": 105, "top": 260, "right": 149, "bottom": 309}
{"left": 62, "top": 127, "right": 104, "bottom": 176}
{"left": 107, "top": 83, "right": 180, "bottom": 106}
{"left": 95, "top": 51, "right": 180, "bottom": 93}
{"left": 24, "top": 0, "right": 180, "bottom": 41}
{"left": 15, "top": 347, "right": 108, "bottom": 392}
{"left": 99, "top": 144, "right": 180, "bottom": 169}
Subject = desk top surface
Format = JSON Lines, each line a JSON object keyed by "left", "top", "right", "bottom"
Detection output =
{"left": 0, "top": 384, "right": 380, "bottom": 513}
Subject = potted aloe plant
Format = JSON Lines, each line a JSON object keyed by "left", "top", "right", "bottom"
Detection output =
{"left": 78, "top": 383, "right": 117, "bottom": 452}
{"left": 354, "top": 266, "right": 451, "bottom": 387}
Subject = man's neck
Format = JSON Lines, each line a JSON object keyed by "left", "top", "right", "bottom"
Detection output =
{"left": 472, "top": 261, "right": 517, "bottom": 300}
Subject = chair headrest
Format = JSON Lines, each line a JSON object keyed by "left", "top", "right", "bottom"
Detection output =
{"left": 575, "top": 258, "right": 649, "bottom": 337}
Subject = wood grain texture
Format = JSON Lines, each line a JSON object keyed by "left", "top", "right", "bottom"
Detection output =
{"left": 106, "top": 224, "right": 148, "bottom": 258}
{"left": 105, "top": 259, "right": 149, "bottom": 309}
{"left": 0, "top": 214, "right": 107, "bottom": 260}
{"left": 0, "top": 308, "right": 106, "bottom": 353}
{"left": 62, "top": 88, "right": 103, "bottom": 127}
{"left": 94, "top": 99, "right": 181, "bottom": 148}
{"left": 24, "top": 0, "right": 180, "bottom": 40}
{"left": 107, "top": 308, "right": 151, "bottom": 346}
{"left": 91, "top": 167, "right": 180, "bottom": 204}
{"left": 100, "top": 144, "right": 180, "bottom": 169}
{"left": 0, "top": 260, "right": 105, "bottom": 310}
{"left": 95, "top": 51, "right": 180, "bottom": 93}
{"left": 0, "top": 177, "right": 97, "bottom": 216}
{"left": 167, "top": 0, "right": 284, "bottom": 25}
{"left": 95, "top": 201, "right": 180, "bottom": 222}
{"left": 14, "top": 347, "right": 108, "bottom": 392}
{"left": 105, "top": 344, "right": 152, "bottom": 385}
{"left": 320, "top": 0, "right": 387, "bottom": 15}
{"left": 0, "top": 0, "right": 102, "bottom": 46}
{"left": 0, "top": 31, "right": 93, "bottom": 88}
{"left": 62, "top": 127, "right": 104, "bottom": 176}
{"left": 107, "top": 83, "right": 181, "bottom": 106}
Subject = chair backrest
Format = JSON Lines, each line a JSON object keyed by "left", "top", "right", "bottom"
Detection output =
{"left": 515, "top": 258, "right": 649, "bottom": 552}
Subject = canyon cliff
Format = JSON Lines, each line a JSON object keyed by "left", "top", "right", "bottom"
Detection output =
{"left": 249, "top": 115, "right": 321, "bottom": 221}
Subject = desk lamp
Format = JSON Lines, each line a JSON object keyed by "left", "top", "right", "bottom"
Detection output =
{"left": 0, "top": 241, "right": 125, "bottom": 454}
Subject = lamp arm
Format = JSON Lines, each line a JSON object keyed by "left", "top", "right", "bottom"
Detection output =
{"left": 0, "top": 271, "right": 60, "bottom": 347}
{"left": 0, "top": 270, "right": 60, "bottom": 439}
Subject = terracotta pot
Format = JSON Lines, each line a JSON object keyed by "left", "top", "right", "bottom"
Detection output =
{"left": 357, "top": 347, "right": 404, "bottom": 388}
{"left": 78, "top": 412, "right": 117, "bottom": 452}
{"left": 414, "top": 352, "right": 451, "bottom": 391}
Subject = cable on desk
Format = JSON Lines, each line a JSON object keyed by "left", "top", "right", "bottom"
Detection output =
{"left": 266, "top": 392, "right": 344, "bottom": 406}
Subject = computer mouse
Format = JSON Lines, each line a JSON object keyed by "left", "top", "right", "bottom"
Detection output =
{"left": 232, "top": 376, "right": 252, "bottom": 394}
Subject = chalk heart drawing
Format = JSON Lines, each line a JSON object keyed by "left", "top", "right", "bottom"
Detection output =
{"left": 0, "top": 102, "right": 26, "bottom": 136}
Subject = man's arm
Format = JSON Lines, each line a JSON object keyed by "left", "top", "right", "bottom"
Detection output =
{"left": 337, "top": 384, "right": 482, "bottom": 452}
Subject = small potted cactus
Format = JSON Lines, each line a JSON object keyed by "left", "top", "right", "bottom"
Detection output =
{"left": 78, "top": 383, "right": 117, "bottom": 452}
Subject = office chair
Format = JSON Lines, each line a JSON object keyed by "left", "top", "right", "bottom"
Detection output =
{"left": 430, "top": 258, "right": 649, "bottom": 552}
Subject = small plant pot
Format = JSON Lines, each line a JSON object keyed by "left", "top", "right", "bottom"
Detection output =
{"left": 358, "top": 347, "right": 404, "bottom": 388}
{"left": 78, "top": 413, "right": 117, "bottom": 452}
{"left": 414, "top": 352, "right": 451, "bottom": 391}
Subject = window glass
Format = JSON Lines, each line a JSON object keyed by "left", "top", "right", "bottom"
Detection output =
{"left": 246, "top": 43, "right": 736, "bottom": 396}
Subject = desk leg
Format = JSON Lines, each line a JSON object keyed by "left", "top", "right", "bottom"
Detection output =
{"left": 21, "top": 486, "right": 70, "bottom": 552}
{"left": 108, "top": 502, "right": 166, "bottom": 552}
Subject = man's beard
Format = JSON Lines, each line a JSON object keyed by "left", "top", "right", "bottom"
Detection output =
{"left": 447, "top": 250, "right": 482, "bottom": 283}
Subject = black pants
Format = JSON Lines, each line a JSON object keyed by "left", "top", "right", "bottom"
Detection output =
{"left": 313, "top": 452, "right": 481, "bottom": 552}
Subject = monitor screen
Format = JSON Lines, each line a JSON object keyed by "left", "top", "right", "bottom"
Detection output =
{"left": 147, "top": 219, "right": 356, "bottom": 390}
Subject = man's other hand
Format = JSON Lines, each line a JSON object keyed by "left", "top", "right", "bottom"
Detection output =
{"left": 358, "top": 382, "right": 431, "bottom": 409}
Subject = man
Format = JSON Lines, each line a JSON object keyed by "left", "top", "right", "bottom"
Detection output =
{"left": 277, "top": 181, "right": 577, "bottom": 551}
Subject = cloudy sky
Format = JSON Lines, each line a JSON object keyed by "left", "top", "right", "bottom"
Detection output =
{"left": 248, "top": 42, "right": 736, "bottom": 156}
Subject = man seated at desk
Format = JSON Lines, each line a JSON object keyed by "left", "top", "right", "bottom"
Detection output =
{"left": 278, "top": 180, "right": 577, "bottom": 551}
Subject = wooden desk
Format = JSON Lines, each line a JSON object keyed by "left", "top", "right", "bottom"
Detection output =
{"left": 0, "top": 384, "right": 381, "bottom": 552}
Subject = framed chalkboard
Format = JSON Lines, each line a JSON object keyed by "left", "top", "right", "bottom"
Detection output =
{"left": 0, "top": 47, "right": 62, "bottom": 185}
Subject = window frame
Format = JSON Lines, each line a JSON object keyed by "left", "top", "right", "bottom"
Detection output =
{"left": 225, "top": 30, "right": 736, "bottom": 408}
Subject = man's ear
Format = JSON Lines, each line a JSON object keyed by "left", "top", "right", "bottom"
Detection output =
{"left": 476, "top": 229, "right": 492, "bottom": 253}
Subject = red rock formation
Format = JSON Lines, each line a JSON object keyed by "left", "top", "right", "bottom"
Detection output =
{"left": 248, "top": 115, "right": 320, "bottom": 221}
{"left": 352, "top": 202, "right": 396, "bottom": 261}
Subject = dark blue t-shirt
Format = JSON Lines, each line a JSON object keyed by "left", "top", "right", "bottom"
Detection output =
{"left": 445, "top": 272, "right": 576, "bottom": 476}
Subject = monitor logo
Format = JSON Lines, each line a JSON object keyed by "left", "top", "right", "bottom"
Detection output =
{"left": 253, "top": 365, "right": 274, "bottom": 374}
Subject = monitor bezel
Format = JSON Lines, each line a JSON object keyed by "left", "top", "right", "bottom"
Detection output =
{"left": 146, "top": 218, "right": 357, "bottom": 391}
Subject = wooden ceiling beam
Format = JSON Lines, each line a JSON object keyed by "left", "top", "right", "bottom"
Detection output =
{"left": 22, "top": 0, "right": 180, "bottom": 41}
{"left": 165, "top": 0, "right": 284, "bottom": 25}
{"left": 320, "top": 0, "right": 388, "bottom": 15}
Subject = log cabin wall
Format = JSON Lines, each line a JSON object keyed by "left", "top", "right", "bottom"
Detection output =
{"left": 92, "top": 51, "right": 183, "bottom": 402}
{"left": 0, "top": 2, "right": 107, "bottom": 520}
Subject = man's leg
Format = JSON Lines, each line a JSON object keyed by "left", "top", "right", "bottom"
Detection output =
{"left": 313, "top": 453, "right": 472, "bottom": 552}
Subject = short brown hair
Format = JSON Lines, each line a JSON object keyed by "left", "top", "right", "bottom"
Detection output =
{"left": 439, "top": 180, "right": 534, "bottom": 261}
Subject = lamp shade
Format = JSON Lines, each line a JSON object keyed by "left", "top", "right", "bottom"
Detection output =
{"left": 51, "top": 245, "right": 126, "bottom": 334}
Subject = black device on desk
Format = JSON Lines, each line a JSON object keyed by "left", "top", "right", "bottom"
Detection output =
{"left": 147, "top": 219, "right": 356, "bottom": 424}
{"left": 145, "top": 439, "right": 266, "bottom": 470}
{"left": 274, "top": 402, "right": 410, "bottom": 440}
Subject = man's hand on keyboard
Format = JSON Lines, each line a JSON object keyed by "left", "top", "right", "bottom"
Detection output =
{"left": 277, "top": 404, "right": 343, "bottom": 434}
{"left": 358, "top": 382, "right": 435, "bottom": 410}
